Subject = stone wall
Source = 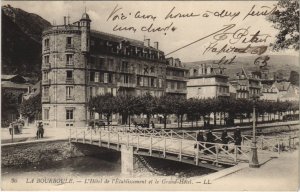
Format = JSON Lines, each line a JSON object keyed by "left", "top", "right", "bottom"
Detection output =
{"left": 1, "top": 141, "right": 120, "bottom": 168}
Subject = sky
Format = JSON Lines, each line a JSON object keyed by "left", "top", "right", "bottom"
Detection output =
{"left": 4, "top": 1, "right": 298, "bottom": 62}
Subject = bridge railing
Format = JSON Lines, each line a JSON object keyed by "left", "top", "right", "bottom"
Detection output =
{"left": 69, "top": 127, "right": 253, "bottom": 166}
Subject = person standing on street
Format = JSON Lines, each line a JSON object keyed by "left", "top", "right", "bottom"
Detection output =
{"left": 205, "top": 129, "right": 216, "bottom": 154}
{"left": 221, "top": 129, "right": 229, "bottom": 151}
{"left": 234, "top": 128, "right": 242, "bottom": 154}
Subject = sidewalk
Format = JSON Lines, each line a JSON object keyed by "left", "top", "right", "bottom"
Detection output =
{"left": 1, "top": 126, "right": 69, "bottom": 144}
{"left": 197, "top": 150, "right": 299, "bottom": 191}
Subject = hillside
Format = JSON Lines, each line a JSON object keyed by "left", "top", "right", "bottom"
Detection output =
{"left": 1, "top": 5, "right": 51, "bottom": 79}
{"left": 184, "top": 55, "right": 299, "bottom": 81}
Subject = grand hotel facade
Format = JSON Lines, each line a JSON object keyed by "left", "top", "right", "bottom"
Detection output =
{"left": 41, "top": 13, "right": 188, "bottom": 128}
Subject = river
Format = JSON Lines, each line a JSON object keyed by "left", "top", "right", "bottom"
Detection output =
{"left": 2, "top": 156, "right": 121, "bottom": 179}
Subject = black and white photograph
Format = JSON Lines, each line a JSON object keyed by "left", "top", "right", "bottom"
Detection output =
{"left": 1, "top": 0, "right": 299, "bottom": 191}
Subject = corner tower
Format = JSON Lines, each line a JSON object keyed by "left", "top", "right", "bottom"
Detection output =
{"left": 41, "top": 13, "right": 91, "bottom": 128}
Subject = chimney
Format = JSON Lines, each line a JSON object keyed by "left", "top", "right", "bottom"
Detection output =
{"left": 154, "top": 41, "right": 159, "bottom": 49}
{"left": 144, "top": 39, "right": 150, "bottom": 47}
{"left": 64, "top": 16, "right": 66, "bottom": 25}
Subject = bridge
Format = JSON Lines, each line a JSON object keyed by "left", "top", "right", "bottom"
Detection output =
{"left": 68, "top": 126, "right": 299, "bottom": 174}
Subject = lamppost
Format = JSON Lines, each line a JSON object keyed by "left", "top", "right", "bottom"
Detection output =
{"left": 93, "top": 107, "right": 96, "bottom": 129}
{"left": 249, "top": 95, "right": 259, "bottom": 168}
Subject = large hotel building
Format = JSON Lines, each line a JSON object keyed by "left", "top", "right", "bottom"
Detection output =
{"left": 41, "top": 13, "right": 187, "bottom": 128}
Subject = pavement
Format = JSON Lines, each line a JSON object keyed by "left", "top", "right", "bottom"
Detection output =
{"left": 192, "top": 150, "right": 299, "bottom": 191}
{"left": 1, "top": 125, "right": 69, "bottom": 144}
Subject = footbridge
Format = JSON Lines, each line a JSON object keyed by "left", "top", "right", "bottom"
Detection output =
{"left": 68, "top": 127, "right": 298, "bottom": 174}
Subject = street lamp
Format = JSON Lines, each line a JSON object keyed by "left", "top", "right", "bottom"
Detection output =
{"left": 93, "top": 107, "right": 96, "bottom": 129}
{"left": 249, "top": 94, "right": 260, "bottom": 168}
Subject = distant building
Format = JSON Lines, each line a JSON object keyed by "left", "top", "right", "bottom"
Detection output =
{"left": 229, "top": 68, "right": 261, "bottom": 99}
{"left": 187, "top": 63, "right": 229, "bottom": 99}
{"left": 261, "top": 83, "right": 279, "bottom": 101}
{"left": 165, "top": 57, "right": 188, "bottom": 97}
{"left": 1, "top": 74, "right": 32, "bottom": 124}
{"left": 274, "top": 81, "right": 299, "bottom": 101}
{"left": 41, "top": 13, "right": 186, "bottom": 128}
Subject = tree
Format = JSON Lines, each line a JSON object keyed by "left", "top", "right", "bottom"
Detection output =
{"left": 171, "top": 96, "right": 187, "bottom": 128}
{"left": 115, "top": 94, "right": 139, "bottom": 127}
{"left": 88, "top": 93, "right": 117, "bottom": 128}
{"left": 268, "top": 0, "right": 299, "bottom": 50}
{"left": 289, "top": 71, "right": 299, "bottom": 86}
{"left": 137, "top": 92, "right": 157, "bottom": 127}
{"left": 19, "top": 94, "right": 42, "bottom": 122}
{"left": 156, "top": 95, "right": 174, "bottom": 129}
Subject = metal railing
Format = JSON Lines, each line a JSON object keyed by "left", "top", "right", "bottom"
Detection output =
{"left": 69, "top": 127, "right": 252, "bottom": 166}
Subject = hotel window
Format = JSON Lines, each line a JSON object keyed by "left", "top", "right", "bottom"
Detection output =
{"left": 66, "top": 70, "right": 73, "bottom": 80}
{"left": 43, "top": 71, "right": 49, "bottom": 80}
{"left": 137, "top": 76, "right": 141, "bottom": 86}
{"left": 44, "top": 39, "right": 50, "bottom": 50}
{"left": 99, "top": 58, "right": 105, "bottom": 69}
{"left": 158, "top": 79, "right": 162, "bottom": 88}
{"left": 66, "top": 54, "right": 73, "bottom": 65}
{"left": 107, "top": 58, "right": 114, "bottom": 68}
{"left": 95, "top": 72, "right": 99, "bottom": 82}
{"left": 44, "top": 55, "right": 50, "bottom": 64}
{"left": 44, "top": 108, "right": 49, "bottom": 120}
{"left": 151, "top": 78, "right": 155, "bottom": 87}
{"left": 66, "top": 37, "right": 72, "bottom": 47}
{"left": 66, "top": 86, "right": 74, "bottom": 100}
{"left": 90, "top": 72, "right": 95, "bottom": 82}
{"left": 104, "top": 73, "right": 108, "bottom": 83}
{"left": 66, "top": 109, "right": 74, "bottom": 120}
{"left": 43, "top": 87, "right": 49, "bottom": 97}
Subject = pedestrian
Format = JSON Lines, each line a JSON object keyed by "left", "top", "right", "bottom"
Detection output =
{"left": 195, "top": 131, "right": 205, "bottom": 151}
{"left": 234, "top": 128, "right": 242, "bottom": 154}
{"left": 8, "top": 123, "right": 13, "bottom": 135}
{"left": 205, "top": 129, "right": 216, "bottom": 154}
{"left": 221, "top": 129, "right": 229, "bottom": 151}
{"left": 40, "top": 122, "right": 44, "bottom": 138}
{"left": 36, "top": 122, "right": 43, "bottom": 139}
{"left": 151, "top": 121, "right": 155, "bottom": 129}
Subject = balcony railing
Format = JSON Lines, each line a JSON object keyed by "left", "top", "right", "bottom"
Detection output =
{"left": 43, "top": 46, "right": 50, "bottom": 52}
{"left": 166, "top": 88, "right": 187, "bottom": 94}
{"left": 42, "top": 96, "right": 50, "bottom": 103}
{"left": 166, "top": 75, "right": 188, "bottom": 81}
{"left": 42, "top": 63, "right": 51, "bottom": 70}
{"left": 66, "top": 44, "right": 75, "bottom": 50}
{"left": 117, "top": 82, "right": 136, "bottom": 88}
{"left": 66, "top": 62, "right": 74, "bottom": 67}
{"left": 42, "top": 79, "right": 51, "bottom": 85}
{"left": 66, "top": 78, "right": 74, "bottom": 84}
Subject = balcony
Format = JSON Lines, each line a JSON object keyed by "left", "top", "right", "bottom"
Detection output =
{"left": 42, "top": 96, "right": 50, "bottom": 103}
{"left": 42, "top": 63, "right": 51, "bottom": 70}
{"left": 42, "top": 79, "right": 51, "bottom": 85}
{"left": 166, "top": 88, "right": 187, "bottom": 94}
{"left": 66, "top": 78, "right": 74, "bottom": 84}
{"left": 43, "top": 46, "right": 50, "bottom": 53}
{"left": 117, "top": 82, "right": 136, "bottom": 88}
{"left": 66, "top": 62, "right": 74, "bottom": 68}
{"left": 65, "top": 44, "right": 75, "bottom": 52}
{"left": 166, "top": 75, "right": 188, "bottom": 81}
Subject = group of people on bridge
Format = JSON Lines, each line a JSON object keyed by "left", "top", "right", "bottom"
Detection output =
{"left": 196, "top": 128, "right": 242, "bottom": 154}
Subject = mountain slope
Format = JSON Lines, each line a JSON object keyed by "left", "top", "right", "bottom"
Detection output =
{"left": 1, "top": 5, "right": 51, "bottom": 78}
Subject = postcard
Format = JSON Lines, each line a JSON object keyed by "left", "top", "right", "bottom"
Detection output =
{"left": 1, "top": 0, "right": 299, "bottom": 191}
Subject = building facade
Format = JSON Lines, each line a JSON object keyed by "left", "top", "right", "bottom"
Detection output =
{"left": 229, "top": 69, "right": 261, "bottom": 99}
{"left": 41, "top": 13, "right": 186, "bottom": 128}
{"left": 165, "top": 57, "right": 188, "bottom": 97}
{"left": 187, "top": 63, "right": 230, "bottom": 99}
